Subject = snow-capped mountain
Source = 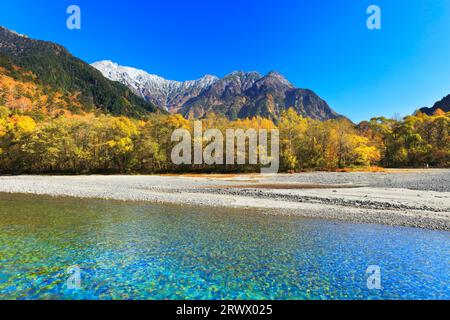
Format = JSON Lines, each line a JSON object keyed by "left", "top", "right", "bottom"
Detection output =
{"left": 92, "top": 60, "right": 218, "bottom": 112}
{"left": 92, "top": 60, "right": 341, "bottom": 121}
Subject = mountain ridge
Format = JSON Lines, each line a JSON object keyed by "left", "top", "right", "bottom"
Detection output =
{"left": 93, "top": 60, "right": 341, "bottom": 121}
{"left": 0, "top": 26, "right": 160, "bottom": 118}
{"left": 419, "top": 94, "right": 450, "bottom": 115}
{"left": 92, "top": 60, "right": 219, "bottom": 112}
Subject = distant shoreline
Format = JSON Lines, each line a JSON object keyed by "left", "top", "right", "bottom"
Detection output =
{"left": 0, "top": 170, "right": 449, "bottom": 231}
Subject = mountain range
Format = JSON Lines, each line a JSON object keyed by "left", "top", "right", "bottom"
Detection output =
{"left": 0, "top": 23, "right": 340, "bottom": 122}
{"left": 92, "top": 61, "right": 341, "bottom": 121}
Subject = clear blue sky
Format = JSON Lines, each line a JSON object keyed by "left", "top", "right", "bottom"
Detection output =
{"left": 1, "top": 0, "right": 449, "bottom": 122}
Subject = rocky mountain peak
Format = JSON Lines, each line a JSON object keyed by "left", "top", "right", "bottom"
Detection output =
{"left": 265, "top": 71, "right": 293, "bottom": 86}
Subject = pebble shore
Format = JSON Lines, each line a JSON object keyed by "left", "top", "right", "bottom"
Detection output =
{"left": 0, "top": 169, "right": 449, "bottom": 231}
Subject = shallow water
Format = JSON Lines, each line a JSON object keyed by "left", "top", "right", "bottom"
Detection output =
{"left": 0, "top": 193, "right": 448, "bottom": 300}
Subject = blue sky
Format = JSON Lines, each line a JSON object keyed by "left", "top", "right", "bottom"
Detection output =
{"left": 1, "top": 0, "right": 449, "bottom": 122}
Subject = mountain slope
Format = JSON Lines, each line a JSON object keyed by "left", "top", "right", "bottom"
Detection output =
{"left": 0, "top": 53, "right": 89, "bottom": 115}
{"left": 239, "top": 71, "right": 339, "bottom": 121}
{"left": 0, "top": 27, "right": 160, "bottom": 117}
{"left": 420, "top": 94, "right": 450, "bottom": 115}
{"left": 179, "top": 71, "right": 263, "bottom": 119}
{"left": 92, "top": 61, "right": 341, "bottom": 121}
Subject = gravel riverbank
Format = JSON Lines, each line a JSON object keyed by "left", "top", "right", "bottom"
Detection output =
{"left": 0, "top": 170, "right": 449, "bottom": 230}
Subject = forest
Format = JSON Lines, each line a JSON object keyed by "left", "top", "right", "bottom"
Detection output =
{"left": 0, "top": 104, "right": 448, "bottom": 174}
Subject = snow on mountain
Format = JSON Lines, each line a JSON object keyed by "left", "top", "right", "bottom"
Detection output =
{"left": 92, "top": 61, "right": 341, "bottom": 121}
{"left": 91, "top": 60, "right": 218, "bottom": 112}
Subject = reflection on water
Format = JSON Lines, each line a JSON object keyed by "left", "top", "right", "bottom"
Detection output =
{"left": 0, "top": 193, "right": 448, "bottom": 300}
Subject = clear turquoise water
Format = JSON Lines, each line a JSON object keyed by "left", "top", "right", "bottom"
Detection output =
{"left": 0, "top": 193, "right": 448, "bottom": 300}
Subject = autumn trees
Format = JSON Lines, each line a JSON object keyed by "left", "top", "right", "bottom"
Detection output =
{"left": 278, "top": 109, "right": 381, "bottom": 171}
{"left": 0, "top": 105, "right": 449, "bottom": 174}
{"left": 358, "top": 110, "right": 450, "bottom": 168}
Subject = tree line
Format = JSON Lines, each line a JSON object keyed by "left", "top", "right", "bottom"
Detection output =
{"left": 0, "top": 105, "right": 448, "bottom": 174}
